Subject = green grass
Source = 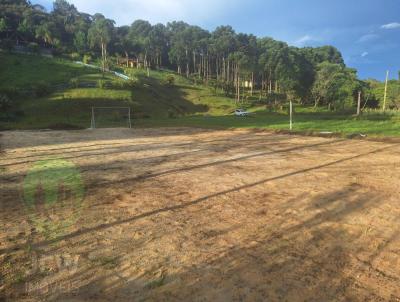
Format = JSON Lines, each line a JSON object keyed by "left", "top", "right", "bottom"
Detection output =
{"left": 136, "top": 110, "right": 400, "bottom": 137}
{"left": 0, "top": 53, "right": 240, "bottom": 129}
{"left": 0, "top": 52, "right": 97, "bottom": 89}
{"left": 1, "top": 53, "right": 400, "bottom": 137}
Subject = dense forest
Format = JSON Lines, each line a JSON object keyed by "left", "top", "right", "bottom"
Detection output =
{"left": 1, "top": 0, "right": 398, "bottom": 109}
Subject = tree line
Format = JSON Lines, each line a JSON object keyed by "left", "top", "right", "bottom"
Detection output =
{"left": 1, "top": 0, "right": 392, "bottom": 109}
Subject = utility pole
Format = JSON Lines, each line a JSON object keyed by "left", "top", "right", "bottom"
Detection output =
{"left": 383, "top": 70, "right": 389, "bottom": 111}
{"left": 357, "top": 91, "right": 362, "bottom": 116}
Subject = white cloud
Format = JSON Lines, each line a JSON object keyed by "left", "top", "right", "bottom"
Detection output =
{"left": 357, "top": 33, "right": 379, "bottom": 43}
{"left": 381, "top": 22, "right": 400, "bottom": 29}
{"left": 293, "top": 35, "right": 318, "bottom": 46}
{"left": 64, "top": 0, "right": 237, "bottom": 26}
{"left": 361, "top": 52, "right": 368, "bottom": 57}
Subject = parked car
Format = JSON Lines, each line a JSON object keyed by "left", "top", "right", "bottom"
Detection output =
{"left": 234, "top": 109, "right": 249, "bottom": 117}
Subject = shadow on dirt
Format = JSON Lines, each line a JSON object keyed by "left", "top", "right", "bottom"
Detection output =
{"left": 40, "top": 185, "right": 399, "bottom": 301}
{"left": 1, "top": 131, "right": 400, "bottom": 301}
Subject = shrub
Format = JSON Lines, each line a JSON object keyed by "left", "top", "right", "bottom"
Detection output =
{"left": 70, "top": 52, "right": 81, "bottom": 61}
{"left": 363, "top": 97, "right": 380, "bottom": 109}
{"left": 51, "top": 47, "right": 63, "bottom": 56}
{"left": 0, "top": 93, "right": 12, "bottom": 115}
{"left": 27, "top": 42, "right": 39, "bottom": 54}
{"left": 83, "top": 54, "right": 92, "bottom": 64}
{"left": 0, "top": 87, "right": 19, "bottom": 99}
{"left": 167, "top": 109, "right": 177, "bottom": 118}
{"left": 112, "top": 77, "right": 137, "bottom": 89}
{"left": 165, "top": 75, "right": 175, "bottom": 86}
{"left": 31, "top": 82, "right": 51, "bottom": 97}
{"left": 69, "top": 78, "right": 80, "bottom": 88}
{"left": 46, "top": 123, "right": 85, "bottom": 130}
{"left": 0, "top": 39, "right": 14, "bottom": 52}
{"left": 97, "top": 79, "right": 106, "bottom": 89}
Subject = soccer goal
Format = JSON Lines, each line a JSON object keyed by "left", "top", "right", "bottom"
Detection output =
{"left": 90, "top": 107, "right": 132, "bottom": 129}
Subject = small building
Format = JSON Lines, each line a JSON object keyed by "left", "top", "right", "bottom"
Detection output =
{"left": 117, "top": 57, "right": 139, "bottom": 68}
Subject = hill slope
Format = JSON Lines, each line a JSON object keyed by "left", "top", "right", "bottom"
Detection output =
{"left": 3, "top": 53, "right": 400, "bottom": 137}
{"left": 0, "top": 53, "right": 241, "bottom": 129}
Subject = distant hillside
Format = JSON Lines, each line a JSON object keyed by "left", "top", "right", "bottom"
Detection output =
{"left": 1, "top": 0, "right": 350, "bottom": 108}
{"left": 0, "top": 53, "right": 247, "bottom": 129}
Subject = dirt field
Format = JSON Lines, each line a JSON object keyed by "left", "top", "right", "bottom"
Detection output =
{"left": 1, "top": 128, "right": 400, "bottom": 301}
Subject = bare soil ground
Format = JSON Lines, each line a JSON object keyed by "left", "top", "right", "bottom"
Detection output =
{"left": 1, "top": 128, "right": 400, "bottom": 302}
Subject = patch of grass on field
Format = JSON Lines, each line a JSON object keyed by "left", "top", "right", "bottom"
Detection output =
{"left": 145, "top": 274, "right": 166, "bottom": 289}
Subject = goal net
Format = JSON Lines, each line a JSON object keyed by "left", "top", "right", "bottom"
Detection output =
{"left": 90, "top": 107, "right": 132, "bottom": 129}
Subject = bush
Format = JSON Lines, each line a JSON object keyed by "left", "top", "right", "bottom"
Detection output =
{"left": 51, "top": 47, "right": 63, "bottom": 56}
{"left": 46, "top": 123, "right": 85, "bottom": 130}
{"left": 363, "top": 97, "right": 380, "bottom": 109}
{"left": 69, "top": 78, "right": 80, "bottom": 88}
{"left": 112, "top": 76, "right": 137, "bottom": 89}
{"left": 27, "top": 42, "right": 39, "bottom": 54}
{"left": 70, "top": 52, "right": 81, "bottom": 61}
{"left": 110, "top": 79, "right": 120, "bottom": 88}
{"left": 0, "top": 94, "right": 12, "bottom": 115}
{"left": 97, "top": 79, "right": 106, "bottom": 89}
{"left": 83, "top": 54, "right": 92, "bottom": 64}
{"left": 31, "top": 82, "right": 51, "bottom": 97}
{"left": 123, "top": 68, "right": 138, "bottom": 79}
{"left": 165, "top": 75, "right": 175, "bottom": 86}
{"left": 167, "top": 109, "right": 177, "bottom": 118}
{"left": 13, "top": 59, "right": 21, "bottom": 66}
{"left": 0, "top": 87, "right": 20, "bottom": 99}
{"left": 0, "top": 39, "right": 14, "bottom": 52}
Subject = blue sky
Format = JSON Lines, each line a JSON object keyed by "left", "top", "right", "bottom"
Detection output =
{"left": 36, "top": 0, "right": 400, "bottom": 81}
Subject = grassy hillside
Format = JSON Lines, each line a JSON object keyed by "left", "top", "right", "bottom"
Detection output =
{"left": 0, "top": 53, "right": 98, "bottom": 89}
{"left": 0, "top": 53, "right": 241, "bottom": 129}
{"left": 1, "top": 52, "right": 400, "bottom": 137}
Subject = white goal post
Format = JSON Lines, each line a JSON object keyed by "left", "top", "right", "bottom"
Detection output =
{"left": 90, "top": 107, "right": 132, "bottom": 129}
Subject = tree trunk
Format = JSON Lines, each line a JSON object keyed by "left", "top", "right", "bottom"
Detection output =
{"left": 222, "top": 57, "right": 225, "bottom": 81}
{"left": 261, "top": 73, "right": 264, "bottom": 99}
{"left": 185, "top": 48, "right": 189, "bottom": 78}
{"left": 227, "top": 59, "right": 230, "bottom": 84}
{"left": 314, "top": 97, "right": 320, "bottom": 108}
{"left": 216, "top": 57, "right": 219, "bottom": 81}
{"left": 101, "top": 41, "right": 104, "bottom": 72}
{"left": 236, "top": 64, "right": 240, "bottom": 104}
{"left": 251, "top": 72, "right": 254, "bottom": 96}
{"left": 100, "top": 40, "right": 107, "bottom": 73}
{"left": 193, "top": 51, "right": 196, "bottom": 77}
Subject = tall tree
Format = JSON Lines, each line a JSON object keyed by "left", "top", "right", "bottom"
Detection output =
{"left": 88, "top": 13, "right": 114, "bottom": 72}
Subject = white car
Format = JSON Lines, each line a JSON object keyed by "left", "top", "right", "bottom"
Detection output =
{"left": 234, "top": 109, "right": 249, "bottom": 117}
